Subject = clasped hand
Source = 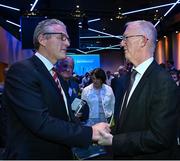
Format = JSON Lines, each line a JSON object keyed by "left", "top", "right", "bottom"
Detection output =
{"left": 92, "top": 122, "right": 113, "bottom": 146}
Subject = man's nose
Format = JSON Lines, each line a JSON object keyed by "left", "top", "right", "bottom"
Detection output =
{"left": 120, "top": 39, "right": 125, "bottom": 47}
{"left": 65, "top": 39, "right": 70, "bottom": 47}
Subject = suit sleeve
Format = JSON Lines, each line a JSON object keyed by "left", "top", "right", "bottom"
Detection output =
{"left": 3, "top": 63, "right": 92, "bottom": 148}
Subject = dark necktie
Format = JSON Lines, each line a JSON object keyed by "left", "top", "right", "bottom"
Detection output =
{"left": 119, "top": 69, "right": 137, "bottom": 126}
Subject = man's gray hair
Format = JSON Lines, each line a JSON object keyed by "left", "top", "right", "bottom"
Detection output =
{"left": 33, "top": 19, "right": 66, "bottom": 50}
{"left": 126, "top": 20, "right": 157, "bottom": 55}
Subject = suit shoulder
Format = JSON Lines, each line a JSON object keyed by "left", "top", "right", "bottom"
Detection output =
{"left": 10, "top": 57, "right": 33, "bottom": 69}
{"left": 7, "top": 57, "right": 36, "bottom": 78}
{"left": 150, "top": 64, "right": 177, "bottom": 87}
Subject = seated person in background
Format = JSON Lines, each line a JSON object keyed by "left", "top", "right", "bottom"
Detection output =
{"left": 56, "top": 56, "right": 89, "bottom": 122}
{"left": 81, "top": 68, "right": 115, "bottom": 126}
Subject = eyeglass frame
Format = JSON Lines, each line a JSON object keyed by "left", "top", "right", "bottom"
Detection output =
{"left": 122, "top": 34, "right": 148, "bottom": 41}
{"left": 43, "top": 32, "right": 70, "bottom": 43}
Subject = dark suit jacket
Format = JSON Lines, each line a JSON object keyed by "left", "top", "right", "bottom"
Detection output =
{"left": 111, "top": 75, "right": 128, "bottom": 127}
{"left": 65, "top": 79, "right": 89, "bottom": 122}
{"left": 112, "top": 60, "right": 179, "bottom": 159}
{"left": 2, "top": 55, "right": 92, "bottom": 159}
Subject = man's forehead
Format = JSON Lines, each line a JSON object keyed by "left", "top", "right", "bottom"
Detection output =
{"left": 51, "top": 24, "right": 68, "bottom": 36}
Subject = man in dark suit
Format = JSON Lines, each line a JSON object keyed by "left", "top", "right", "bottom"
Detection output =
{"left": 98, "top": 20, "right": 179, "bottom": 159}
{"left": 2, "top": 19, "right": 110, "bottom": 159}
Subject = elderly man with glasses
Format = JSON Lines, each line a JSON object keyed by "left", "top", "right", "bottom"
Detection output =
{"left": 98, "top": 20, "right": 178, "bottom": 159}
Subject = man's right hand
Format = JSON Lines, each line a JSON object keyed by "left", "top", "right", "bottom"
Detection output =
{"left": 92, "top": 122, "right": 111, "bottom": 142}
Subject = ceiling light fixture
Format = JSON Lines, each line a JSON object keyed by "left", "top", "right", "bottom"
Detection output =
{"left": 71, "top": 5, "right": 82, "bottom": 18}
{"left": 164, "top": 0, "right": 179, "bottom": 17}
{"left": 76, "top": 49, "right": 87, "bottom": 54}
{"left": 87, "top": 28, "right": 122, "bottom": 39}
{"left": 154, "top": 0, "right": 180, "bottom": 27}
{"left": 30, "top": 0, "right": 39, "bottom": 11}
{"left": 88, "top": 18, "right": 101, "bottom": 23}
{"left": 122, "top": 2, "right": 180, "bottom": 15}
{"left": 0, "top": 4, "right": 20, "bottom": 11}
{"left": 87, "top": 46, "right": 121, "bottom": 50}
{"left": 6, "top": 20, "right": 20, "bottom": 27}
{"left": 79, "top": 18, "right": 100, "bottom": 25}
{"left": 116, "top": 7, "right": 124, "bottom": 19}
{"left": 76, "top": 44, "right": 121, "bottom": 54}
{"left": 85, "top": 44, "right": 121, "bottom": 54}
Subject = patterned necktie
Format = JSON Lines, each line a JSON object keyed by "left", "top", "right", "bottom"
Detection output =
{"left": 119, "top": 69, "right": 137, "bottom": 125}
{"left": 51, "top": 67, "right": 62, "bottom": 92}
{"left": 51, "top": 67, "right": 70, "bottom": 120}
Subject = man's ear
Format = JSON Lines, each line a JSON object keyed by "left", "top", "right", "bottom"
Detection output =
{"left": 141, "top": 36, "right": 148, "bottom": 48}
{"left": 38, "top": 34, "right": 47, "bottom": 47}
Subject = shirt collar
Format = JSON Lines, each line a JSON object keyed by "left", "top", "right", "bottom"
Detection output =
{"left": 35, "top": 52, "right": 54, "bottom": 72}
{"left": 133, "top": 57, "right": 154, "bottom": 76}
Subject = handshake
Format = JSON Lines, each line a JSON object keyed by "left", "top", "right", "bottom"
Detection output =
{"left": 92, "top": 122, "right": 113, "bottom": 146}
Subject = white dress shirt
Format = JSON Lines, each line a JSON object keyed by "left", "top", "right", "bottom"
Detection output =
{"left": 127, "top": 57, "right": 154, "bottom": 104}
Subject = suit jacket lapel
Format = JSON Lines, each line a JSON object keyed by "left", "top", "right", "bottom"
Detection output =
{"left": 31, "top": 55, "right": 62, "bottom": 95}
{"left": 59, "top": 74, "right": 79, "bottom": 122}
{"left": 121, "top": 60, "right": 157, "bottom": 126}
{"left": 30, "top": 55, "right": 75, "bottom": 121}
{"left": 114, "top": 73, "right": 130, "bottom": 129}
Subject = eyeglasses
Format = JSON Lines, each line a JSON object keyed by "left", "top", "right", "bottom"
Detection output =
{"left": 122, "top": 35, "right": 148, "bottom": 41}
{"left": 43, "top": 32, "right": 70, "bottom": 43}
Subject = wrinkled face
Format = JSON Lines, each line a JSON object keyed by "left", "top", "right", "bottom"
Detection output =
{"left": 92, "top": 74, "right": 103, "bottom": 89}
{"left": 40, "top": 24, "right": 70, "bottom": 63}
{"left": 120, "top": 24, "right": 147, "bottom": 63}
{"left": 59, "top": 58, "right": 74, "bottom": 80}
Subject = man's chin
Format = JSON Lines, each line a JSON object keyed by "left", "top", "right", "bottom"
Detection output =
{"left": 124, "top": 54, "right": 129, "bottom": 60}
{"left": 59, "top": 54, "right": 66, "bottom": 60}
